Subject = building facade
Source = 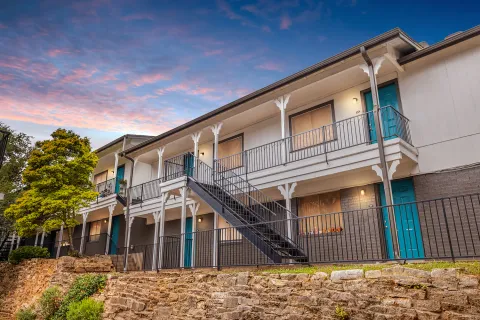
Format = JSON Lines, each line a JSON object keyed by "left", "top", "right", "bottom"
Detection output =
{"left": 13, "top": 26, "right": 480, "bottom": 270}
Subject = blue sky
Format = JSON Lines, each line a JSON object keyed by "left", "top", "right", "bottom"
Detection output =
{"left": 0, "top": 0, "right": 478, "bottom": 148}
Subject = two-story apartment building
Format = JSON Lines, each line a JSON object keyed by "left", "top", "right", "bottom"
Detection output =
{"left": 16, "top": 25, "right": 480, "bottom": 271}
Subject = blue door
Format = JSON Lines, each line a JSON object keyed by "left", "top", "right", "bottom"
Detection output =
{"left": 109, "top": 215, "right": 120, "bottom": 255}
{"left": 183, "top": 153, "right": 194, "bottom": 177}
{"left": 379, "top": 178, "right": 424, "bottom": 259}
{"left": 184, "top": 217, "right": 193, "bottom": 267}
{"left": 115, "top": 165, "right": 125, "bottom": 194}
{"left": 364, "top": 82, "right": 400, "bottom": 143}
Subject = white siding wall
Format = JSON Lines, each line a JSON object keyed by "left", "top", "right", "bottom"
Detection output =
{"left": 399, "top": 37, "right": 480, "bottom": 173}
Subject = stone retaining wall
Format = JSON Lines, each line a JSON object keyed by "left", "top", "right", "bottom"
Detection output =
{"left": 101, "top": 266, "right": 480, "bottom": 320}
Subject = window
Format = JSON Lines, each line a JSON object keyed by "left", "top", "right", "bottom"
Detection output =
{"left": 89, "top": 221, "right": 102, "bottom": 242}
{"left": 298, "top": 191, "right": 343, "bottom": 235}
{"left": 94, "top": 171, "right": 108, "bottom": 185}
{"left": 217, "top": 134, "right": 243, "bottom": 169}
{"left": 218, "top": 216, "right": 242, "bottom": 241}
{"left": 290, "top": 101, "right": 335, "bottom": 150}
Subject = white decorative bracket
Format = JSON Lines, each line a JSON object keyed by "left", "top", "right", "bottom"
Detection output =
{"left": 191, "top": 132, "right": 202, "bottom": 144}
{"left": 157, "top": 146, "right": 165, "bottom": 158}
{"left": 359, "top": 56, "right": 385, "bottom": 77}
{"left": 179, "top": 187, "right": 189, "bottom": 200}
{"left": 107, "top": 204, "right": 116, "bottom": 216}
{"left": 372, "top": 164, "right": 384, "bottom": 181}
{"left": 82, "top": 211, "right": 89, "bottom": 222}
{"left": 388, "top": 160, "right": 400, "bottom": 180}
{"left": 384, "top": 45, "right": 404, "bottom": 72}
{"left": 210, "top": 123, "right": 223, "bottom": 137}
{"left": 274, "top": 94, "right": 291, "bottom": 111}
{"left": 278, "top": 182, "right": 297, "bottom": 200}
{"left": 133, "top": 157, "right": 140, "bottom": 169}
{"left": 160, "top": 191, "right": 169, "bottom": 204}
{"left": 152, "top": 211, "right": 162, "bottom": 224}
{"left": 188, "top": 202, "right": 200, "bottom": 217}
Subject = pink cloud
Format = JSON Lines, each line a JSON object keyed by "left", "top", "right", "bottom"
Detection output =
{"left": 255, "top": 62, "right": 283, "bottom": 72}
{"left": 204, "top": 49, "right": 223, "bottom": 56}
{"left": 0, "top": 24, "right": 7, "bottom": 29}
{"left": 115, "top": 82, "right": 128, "bottom": 91}
{"left": 132, "top": 72, "right": 170, "bottom": 86}
{"left": 156, "top": 82, "right": 217, "bottom": 97}
{"left": 0, "top": 56, "right": 58, "bottom": 80}
{"left": 122, "top": 13, "right": 154, "bottom": 21}
{"left": 48, "top": 48, "right": 71, "bottom": 57}
{"left": 61, "top": 67, "right": 97, "bottom": 84}
{"left": 280, "top": 14, "right": 292, "bottom": 30}
{"left": 0, "top": 74, "right": 14, "bottom": 81}
{"left": 262, "top": 25, "right": 271, "bottom": 33}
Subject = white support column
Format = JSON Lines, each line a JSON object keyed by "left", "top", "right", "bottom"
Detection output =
{"left": 56, "top": 224, "right": 64, "bottom": 259}
{"left": 212, "top": 211, "right": 219, "bottom": 268}
{"left": 274, "top": 94, "right": 291, "bottom": 164}
{"left": 278, "top": 182, "right": 297, "bottom": 240}
{"left": 79, "top": 212, "right": 89, "bottom": 255}
{"left": 105, "top": 204, "right": 116, "bottom": 255}
{"left": 34, "top": 232, "right": 39, "bottom": 247}
{"left": 188, "top": 202, "right": 200, "bottom": 268}
{"left": 210, "top": 123, "right": 223, "bottom": 161}
{"left": 191, "top": 132, "right": 202, "bottom": 158}
{"left": 40, "top": 231, "right": 45, "bottom": 247}
{"left": 16, "top": 234, "right": 20, "bottom": 249}
{"left": 9, "top": 231, "right": 16, "bottom": 253}
{"left": 113, "top": 152, "right": 119, "bottom": 179}
{"left": 157, "top": 147, "right": 166, "bottom": 180}
{"left": 124, "top": 216, "right": 134, "bottom": 272}
{"left": 179, "top": 186, "right": 188, "bottom": 268}
{"left": 158, "top": 192, "right": 169, "bottom": 269}
{"left": 152, "top": 210, "right": 162, "bottom": 270}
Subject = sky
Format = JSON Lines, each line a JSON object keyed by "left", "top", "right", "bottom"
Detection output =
{"left": 0, "top": 0, "right": 479, "bottom": 149}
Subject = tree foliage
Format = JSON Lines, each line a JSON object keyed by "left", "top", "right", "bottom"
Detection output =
{"left": 5, "top": 129, "right": 98, "bottom": 247}
{"left": 0, "top": 122, "right": 32, "bottom": 250}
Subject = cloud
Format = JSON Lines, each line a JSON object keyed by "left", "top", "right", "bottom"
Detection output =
{"left": 122, "top": 13, "right": 154, "bottom": 21}
{"left": 262, "top": 25, "right": 271, "bottom": 33}
{"left": 204, "top": 49, "right": 223, "bottom": 56}
{"left": 280, "top": 14, "right": 292, "bottom": 30}
{"left": 132, "top": 72, "right": 170, "bottom": 87}
{"left": 61, "top": 66, "right": 98, "bottom": 84}
{"left": 255, "top": 62, "right": 283, "bottom": 72}
{"left": 48, "top": 48, "right": 71, "bottom": 57}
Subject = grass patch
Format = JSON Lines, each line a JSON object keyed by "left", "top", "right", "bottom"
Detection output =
{"left": 258, "top": 260, "right": 480, "bottom": 275}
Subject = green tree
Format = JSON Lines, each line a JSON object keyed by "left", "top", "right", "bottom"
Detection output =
{"left": 5, "top": 129, "right": 98, "bottom": 251}
{"left": 0, "top": 123, "right": 32, "bottom": 252}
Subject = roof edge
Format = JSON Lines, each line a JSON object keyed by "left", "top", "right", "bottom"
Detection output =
{"left": 399, "top": 25, "right": 480, "bottom": 65}
{"left": 122, "top": 28, "right": 419, "bottom": 156}
{"left": 95, "top": 134, "right": 154, "bottom": 154}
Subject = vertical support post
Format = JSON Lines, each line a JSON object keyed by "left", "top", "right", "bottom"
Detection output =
{"left": 40, "top": 231, "right": 45, "bottom": 247}
{"left": 216, "top": 228, "right": 221, "bottom": 271}
{"left": 152, "top": 211, "right": 161, "bottom": 270}
{"left": 113, "top": 152, "right": 119, "bottom": 179}
{"left": 157, "top": 147, "right": 165, "bottom": 180}
{"left": 124, "top": 216, "right": 134, "bottom": 272}
{"left": 278, "top": 182, "right": 297, "bottom": 241}
{"left": 16, "top": 234, "right": 20, "bottom": 249}
{"left": 191, "top": 132, "right": 202, "bottom": 179}
{"left": 56, "top": 224, "right": 64, "bottom": 259}
{"left": 360, "top": 48, "right": 399, "bottom": 259}
{"left": 211, "top": 123, "right": 223, "bottom": 177}
{"left": 212, "top": 211, "right": 219, "bottom": 268}
{"left": 274, "top": 94, "right": 291, "bottom": 165}
{"left": 34, "top": 232, "right": 39, "bottom": 247}
{"left": 179, "top": 186, "right": 188, "bottom": 268}
{"left": 189, "top": 203, "right": 200, "bottom": 269}
{"left": 79, "top": 212, "right": 89, "bottom": 255}
{"left": 105, "top": 204, "right": 116, "bottom": 255}
{"left": 9, "top": 231, "right": 16, "bottom": 254}
{"left": 158, "top": 192, "right": 168, "bottom": 270}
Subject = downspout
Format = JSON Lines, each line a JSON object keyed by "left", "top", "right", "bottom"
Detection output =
{"left": 360, "top": 46, "right": 400, "bottom": 259}
{"left": 121, "top": 153, "right": 135, "bottom": 271}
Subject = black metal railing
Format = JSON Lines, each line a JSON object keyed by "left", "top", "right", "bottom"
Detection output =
{"left": 95, "top": 178, "right": 116, "bottom": 200}
{"left": 130, "top": 178, "right": 162, "bottom": 204}
{"left": 216, "top": 106, "right": 411, "bottom": 176}
{"left": 112, "top": 193, "right": 480, "bottom": 271}
{"left": 53, "top": 233, "right": 118, "bottom": 257}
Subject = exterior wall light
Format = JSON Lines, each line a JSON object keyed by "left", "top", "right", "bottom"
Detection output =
{"left": 198, "top": 217, "right": 203, "bottom": 223}
{"left": 360, "top": 189, "right": 365, "bottom": 196}
{"left": 353, "top": 97, "right": 358, "bottom": 104}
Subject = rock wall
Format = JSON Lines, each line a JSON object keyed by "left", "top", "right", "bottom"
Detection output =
{"left": 101, "top": 266, "right": 480, "bottom": 320}
{"left": 0, "top": 256, "right": 114, "bottom": 319}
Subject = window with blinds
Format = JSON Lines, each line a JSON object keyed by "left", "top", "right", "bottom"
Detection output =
{"left": 297, "top": 191, "right": 344, "bottom": 235}
{"left": 217, "top": 134, "right": 243, "bottom": 169}
{"left": 290, "top": 101, "right": 335, "bottom": 150}
{"left": 93, "top": 171, "right": 108, "bottom": 185}
{"left": 89, "top": 221, "right": 102, "bottom": 242}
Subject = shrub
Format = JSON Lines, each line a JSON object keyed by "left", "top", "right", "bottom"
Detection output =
{"left": 67, "top": 249, "right": 81, "bottom": 258}
{"left": 15, "top": 308, "right": 36, "bottom": 320}
{"left": 335, "top": 305, "right": 349, "bottom": 320}
{"left": 66, "top": 298, "right": 103, "bottom": 320}
{"left": 39, "top": 286, "right": 62, "bottom": 319}
{"left": 53, "top": 274, "right": 107, "bottom": 320}
{"left": 8, "top": 246, "right": 50, "bottom": 264}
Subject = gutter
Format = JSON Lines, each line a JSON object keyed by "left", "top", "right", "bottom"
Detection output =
{"left": 399, "top": 25, "right": 480, "bottom": 65}
{"left": 121, "top": 28, "right": 420, "bottom": 156}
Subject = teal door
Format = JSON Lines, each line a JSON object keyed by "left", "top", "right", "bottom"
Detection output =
{"left": 115, "top": 165, "right": 125, "bottom": 194}
{"left": 379, "top": 178, "right": 424, "bottom": 259}
{"left": 364, "top": 82, "right": 400, "bottom": 143}
{"left": 109, "top": 215, "right": 120, "bottom": 255}
{"left": 184, "top": 217, "right": 193, "bottom": 267}
{"left": 183, "top": 153, "right": 194, "bottom": 177}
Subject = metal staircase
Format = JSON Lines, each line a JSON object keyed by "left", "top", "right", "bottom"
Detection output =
{"left": 177, "top": 153, "right": 307, "bottom": 263}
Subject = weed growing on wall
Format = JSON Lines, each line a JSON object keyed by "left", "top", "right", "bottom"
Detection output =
{"left": 15, "top": 307, "right": 36, "bottom": 320}
{"left": 66, "top": 298, "right": 103, "bottom": 320}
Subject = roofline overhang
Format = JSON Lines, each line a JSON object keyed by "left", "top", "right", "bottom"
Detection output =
{"left": 95, "top": 134, "right": 154, "bottom": 154}
{"left": 399, "top": 25, "right": 480, "bottom": 65}
{"left": 122, "top": 28, "right": 420, "bottom": 157}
